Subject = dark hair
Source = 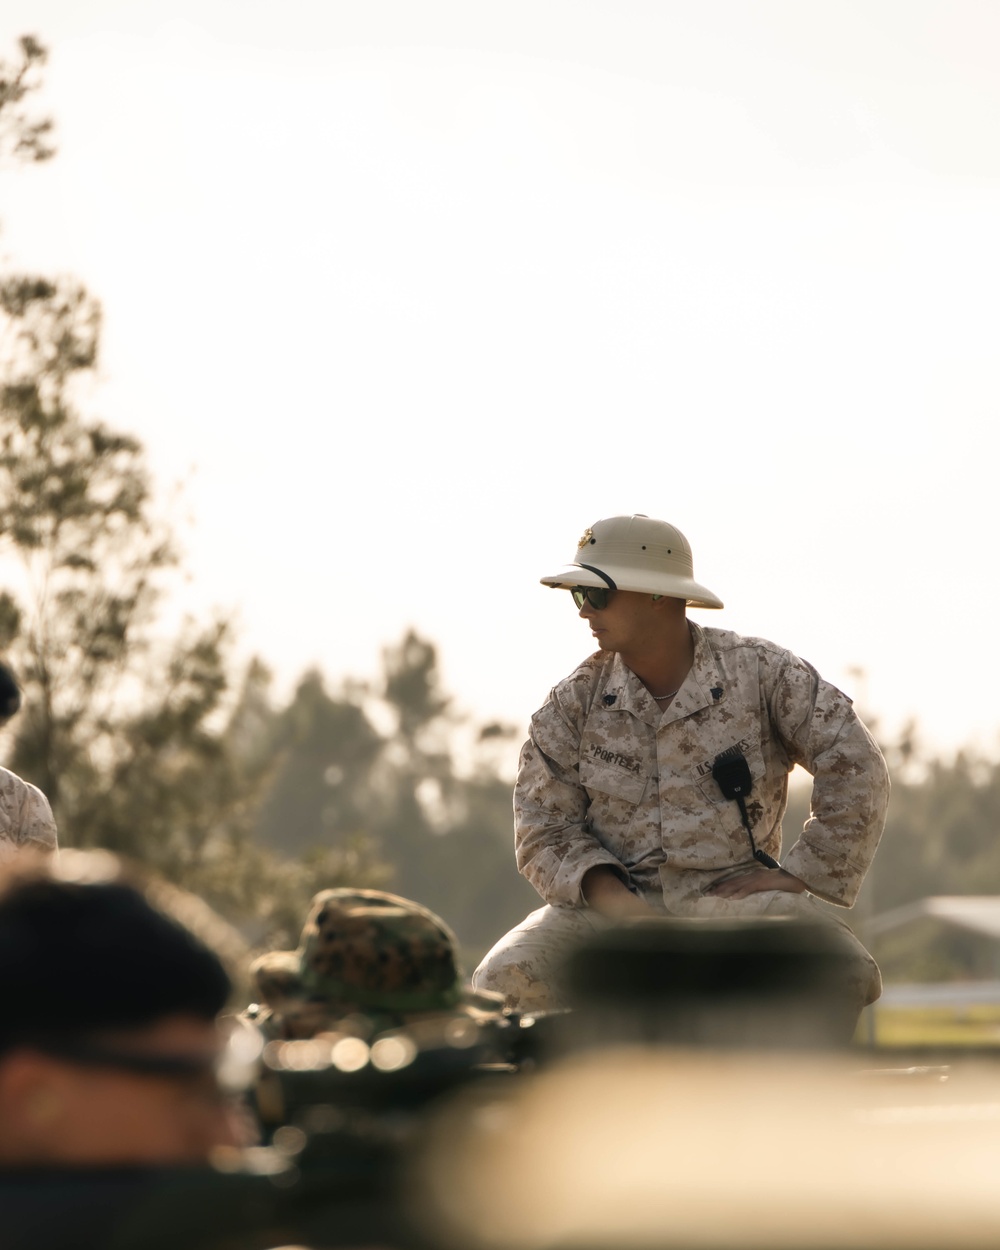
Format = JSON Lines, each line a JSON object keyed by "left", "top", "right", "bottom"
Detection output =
{"left": 0, "top": 661, "right": 21, "bottom": 724}
{"left": 0, "top": 866, "right": 232, "bottom": 1055}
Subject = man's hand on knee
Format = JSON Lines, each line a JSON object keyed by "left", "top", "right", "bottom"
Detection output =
{"left": 704, "top": 867, "right": 807, "bottom": 900}
{"left": 582, "top": 866, "right": 655, "bottom": 920}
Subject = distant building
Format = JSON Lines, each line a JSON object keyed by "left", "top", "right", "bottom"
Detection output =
{"left": 869, "top": 897, "right": 1000, "bottom": 1003}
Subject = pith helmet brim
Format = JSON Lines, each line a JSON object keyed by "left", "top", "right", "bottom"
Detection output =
{"left": 541, "top": 563, "right": 723, "bottom": 609}
{"left": 540, "top": 514, "right": 724, "bottom": 610}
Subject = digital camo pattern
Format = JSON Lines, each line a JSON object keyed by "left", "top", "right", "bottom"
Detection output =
{"left": 0, "top": 767, "right": 57, "bottom": 862}
{"left": 514, "top": 624, "right": 888, "bottom": 911}
{"left": 299, "top": 888, "right": 462, "bottom": 1008}
{"left": 250, "top": 889, "right": 469, "bottom": 1038}
{"left": 474, "top": 903, "right": 608, "bottom": 1013}
{"left": 472, "top": 624, "right": 888, "bottom": 1012}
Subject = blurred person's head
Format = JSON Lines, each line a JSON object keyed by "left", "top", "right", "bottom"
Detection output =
{"left": 0, "top": 850, "right": 245, "bottom": 1167}
{"left": 0, "top": 661, "right": 21, "bottom": 724}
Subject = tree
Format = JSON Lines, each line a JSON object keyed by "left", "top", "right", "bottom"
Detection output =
{"left": 374, "top": 630, "right": 540, "bottom": 957}
{"left": 0, "top": 276, "right": 170, "bottom": 809}
{"left": 249, "top": 632, "right": 539, "bottom": 965}
{"left": 0, "top": 39, "right": 388, "bottom": 947}
{"left": 0, "top": 36, "right": 556, "bottom": 968}
{"left": 252, "top": 668, "right": 387, "bottom": 857}
{"left": 0, "top": 35, "right": 54, "bottom": 167}
{"left": 0, "top": 41, "right": 171, "bottom": 822}
{"left": 0, "top": 273, "right": 391, "bottom": 945}
{"left": 0, "top": 271, "right": 247, "bottom": 889}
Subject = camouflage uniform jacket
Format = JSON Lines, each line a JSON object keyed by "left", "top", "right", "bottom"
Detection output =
{"left": 514, "top": 624, "right": 889, "bottom": 913}
{"left": 0, "top": 767, "right": 57, "bottom": 861}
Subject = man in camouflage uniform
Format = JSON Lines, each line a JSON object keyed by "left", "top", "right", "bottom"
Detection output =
{"left": 472, "top": 514, "right": 890, "bottom": 1026}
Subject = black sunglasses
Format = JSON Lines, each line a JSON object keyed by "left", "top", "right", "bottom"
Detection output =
{"left": 571, "top": 586, "right": 612, "bottom": 610}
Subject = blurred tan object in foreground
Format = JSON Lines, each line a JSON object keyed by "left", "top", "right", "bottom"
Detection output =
{"left": 410, "top": 1046, "right": 1000, "bottom": 1250}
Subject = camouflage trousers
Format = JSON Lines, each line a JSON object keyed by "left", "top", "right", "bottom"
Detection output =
{"left": 472, "top": 889, "right": 881, "bottom": 1017}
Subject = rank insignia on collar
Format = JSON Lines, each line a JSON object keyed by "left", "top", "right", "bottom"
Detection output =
{"left": 578, "top": 527, "right": 594, "bottom": 549}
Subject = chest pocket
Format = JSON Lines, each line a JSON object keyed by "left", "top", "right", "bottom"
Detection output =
{"left": 579, "top": 743, "right": 655, "bottom": 859}
{"left": 579, "top": 755, "right": 649, "bottom": 806}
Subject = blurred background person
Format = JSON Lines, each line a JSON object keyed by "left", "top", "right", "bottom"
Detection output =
{"left": 0, "top": 849, "right": 248, "bottom": 1166}
{"left": 0, "top": 660, "right": 57, "bottom": 861}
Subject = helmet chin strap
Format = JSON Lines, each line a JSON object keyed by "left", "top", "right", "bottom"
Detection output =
{"left": 574, "top": 563, "right": 616, "bottom": 590}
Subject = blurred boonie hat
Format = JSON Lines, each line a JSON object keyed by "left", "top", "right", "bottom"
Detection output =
{"left": 540, "top": 514, "right": 723, "bottom": 609}
{"left": 251, "top": 888, "right": 502, "bottom": 1018}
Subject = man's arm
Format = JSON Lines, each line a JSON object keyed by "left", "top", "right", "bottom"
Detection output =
{"left": 705, "top": 866, "right": 807, "bottom": 900}
{"left": 581, "top": 864, "right": 656, "bottom": 918}
{"left": 0, "top": 769, "right": 57, "bottom": 860}
{"left": 765, "top": 656, "right": 890, "bottom": 906}
{"left": 515, "top": 688, "right": 646, "bottom": 910}
{"left": 515, "top": 733, "right": 638, "bottom": 908}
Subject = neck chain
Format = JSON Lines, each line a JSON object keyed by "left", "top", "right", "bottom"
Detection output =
{"left": 651, "top": 688, "right": 679, "bottom": 700}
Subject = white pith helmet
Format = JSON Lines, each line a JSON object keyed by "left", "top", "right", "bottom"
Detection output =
{"left": 540, "top": 514, "right": 724, "bottom": 609}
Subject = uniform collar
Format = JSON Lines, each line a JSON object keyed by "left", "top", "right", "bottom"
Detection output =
{"left": 609, "top": 623, "right": 727, "bottom": 725}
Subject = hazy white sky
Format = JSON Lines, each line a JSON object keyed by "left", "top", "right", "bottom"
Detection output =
{"left": 2, "top": 1, "right": 999, "bottom": 761}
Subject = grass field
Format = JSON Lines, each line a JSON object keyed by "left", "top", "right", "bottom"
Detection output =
{"left": 865, "top": 1003, "right": 1000, "bottom": 1047}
